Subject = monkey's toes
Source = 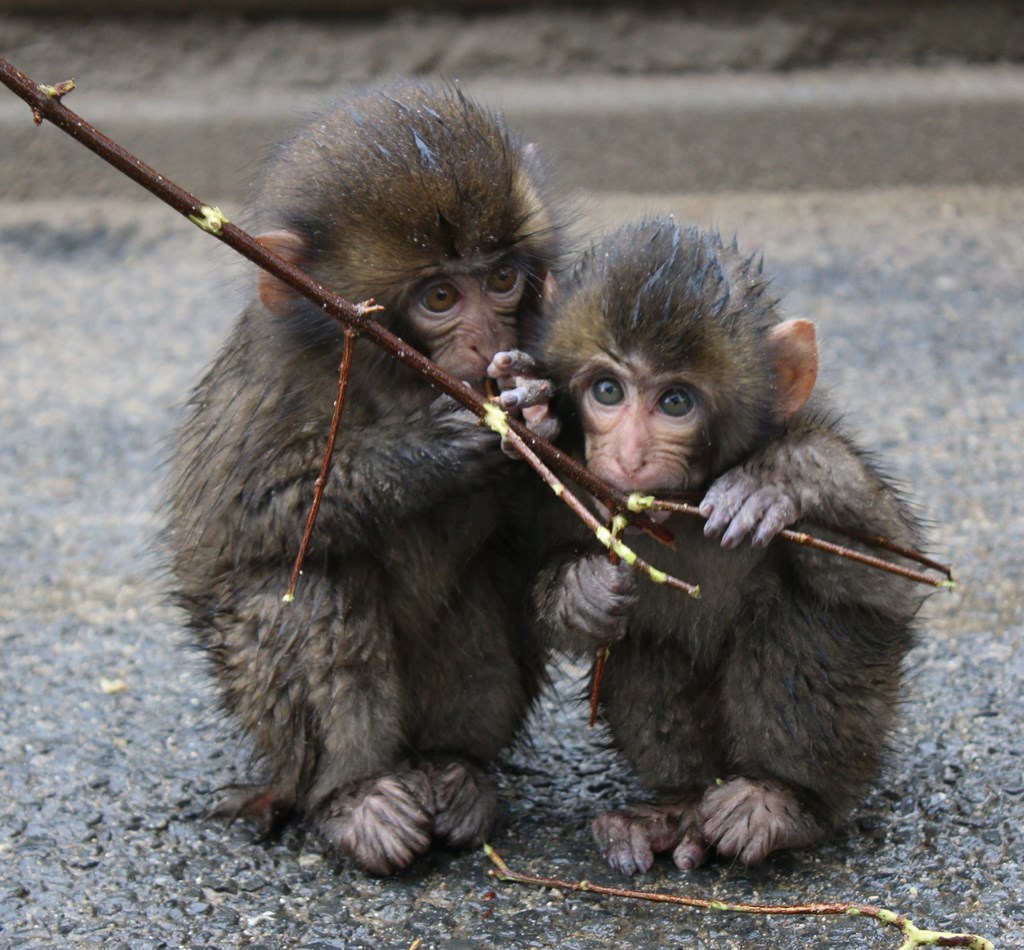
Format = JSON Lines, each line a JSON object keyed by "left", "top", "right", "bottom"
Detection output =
{"left": 594, "top": 797, "right": 707, "bottom": 875}
{"left": 325, "top": 770, "right": 435, "bottom": 876}
{"left": 592, "top": 811, "right": 657, "bottom": 875}
{"left": 672, "top": 837, "right": 710, "bottom": 871}
{"left": 427, "top": 758, "right": 500, "bottom": 849}
{"left": 698, "top": 778, "right": 825, "bottom": 866}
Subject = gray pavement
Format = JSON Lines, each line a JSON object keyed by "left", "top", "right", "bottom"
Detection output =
{"left": 1, "top": 35, "right": 1023, "bottom": 950}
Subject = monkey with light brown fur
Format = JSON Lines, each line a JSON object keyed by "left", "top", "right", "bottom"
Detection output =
{"left": 166, "top": 81, "right": 563, "bottom": 875}
{"left": 533, "top": 218, "right": 925, "bottom": 874}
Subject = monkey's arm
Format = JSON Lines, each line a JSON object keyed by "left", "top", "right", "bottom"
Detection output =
{"left": 533, "top": 550, "right": 638, "bottom": 651}
{"left": 701, "top": 417, "right": 918, "bottom": 550}
{"left": 237, "top": 395, "right": 510, "bottom": 557}
{"left": 700, "top": 417, "right": 925, "bottom": 613}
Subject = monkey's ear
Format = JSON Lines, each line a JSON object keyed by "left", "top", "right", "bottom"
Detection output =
{"left": 542, "top": 270, "right": 559, "bottom": 303}
{"left": 767, "top": 319, "right": 818, "bottom": 420}
{"left": 256, "top": 230, "right": 308, "bottom": 315}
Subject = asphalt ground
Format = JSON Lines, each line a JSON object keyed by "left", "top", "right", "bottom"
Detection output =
{"left": 1, "top": 180, "right": 1022, "bottom": 948}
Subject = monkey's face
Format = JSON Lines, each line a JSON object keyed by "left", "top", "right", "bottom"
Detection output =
{"left": 572, "top": 355, "right": 712, "bottom": 493}
{"left": 405, "top": 260, "right": 528, "bottom": 390}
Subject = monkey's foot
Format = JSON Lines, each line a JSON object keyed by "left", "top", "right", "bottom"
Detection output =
{"left": 425, "top": 758, "right": 500, "bottom": 849}
{"left": 698, "top": 778, "right": 827, "bottom": 866}
{"left": 321, "top": 769, "right": 434, "bottom": 876}
{"left": 592, "top": 798, "right": 708, "bottom": 875}
{"left": 210, "top": 783, "right": 295, "bottom": 840}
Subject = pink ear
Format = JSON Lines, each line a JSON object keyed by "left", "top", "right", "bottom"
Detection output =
{"left": 542, "top": 270, "right": 559, "bottom": 303}
{"left": 256, "top": 230, "right": 308, "bottom": 315}
{"left": 767, "top": 319, "right": 818, "bottom": 420}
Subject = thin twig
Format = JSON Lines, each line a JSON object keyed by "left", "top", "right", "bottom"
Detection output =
{"left": 588, "top": 645, "right": 610, "bottom": 728}
{"left": 829, "top": 525, "right": 954, "bottom": 579}
{"left": 283, "top": 327, "right": 359, "bottom": 602}
{"left": 483, "top": 846, "right": 993, "bottom": 950}
{"left": 651, "top": 499, "right": 954, "bottom": 590}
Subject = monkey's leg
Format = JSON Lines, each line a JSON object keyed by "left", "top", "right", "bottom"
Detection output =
{"left": 310, "top": 659, "right": 438, "bottom": 875}
{"left": 595, "top": 646, "right": 717, "bottom": 874}
{"left": 706, "top": 599, "right": 897, "bottom": 865}
{"left": 592, "top": 796, "right": 708, "bottom": 875}
{"left": 408, "top": 562, "right": 538, "bottom": 852}
{"left": 219, "top": 569, "right": 435, "bottom": 875}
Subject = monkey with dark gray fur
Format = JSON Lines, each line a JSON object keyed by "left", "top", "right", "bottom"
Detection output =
{"left": 532, "top": 218, "right": 925, "bottom": 874}
{"left": 166, "top": 82, "right": 563, "bottom": 875}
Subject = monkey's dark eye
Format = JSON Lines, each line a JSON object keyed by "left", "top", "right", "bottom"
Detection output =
{"left": 487, "top": 264, "right": 521, "bottom": 295}
{"left": 659, "top": 387, "right": 695, "bottom": 417}
{"left": 592, "top": 378, "right": 625, "bottom": 406}
{"left": 421, "top": 281, "right": 460, "bottom": 314}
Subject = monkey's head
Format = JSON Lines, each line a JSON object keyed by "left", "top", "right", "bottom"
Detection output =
{"left": 542, "top": 218, "right": 817, "bottom": 493}
{"left": 253, "top": 81, "right": 562, "bottom": 390}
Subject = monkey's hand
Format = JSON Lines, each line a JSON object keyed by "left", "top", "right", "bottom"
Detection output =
{"left": 557, "top": 555, "right": 637, "bottom": 643}
{"left": 487, "top": 349, "right": 560, "bottom": 446}
{"left": 700, "top": 466, "right": 801, "bottom": 549}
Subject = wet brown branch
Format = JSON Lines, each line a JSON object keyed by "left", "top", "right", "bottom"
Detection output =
{"left": 484, "top": 846, "right": 993, "bottom": 950}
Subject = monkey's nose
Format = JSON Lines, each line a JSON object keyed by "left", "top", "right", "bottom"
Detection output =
{"left": 607, "top": 457, "right": 651, "bottom": 489}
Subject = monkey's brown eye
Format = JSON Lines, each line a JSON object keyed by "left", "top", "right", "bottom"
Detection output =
{"left": 659, "top": 387, "right": 695, "bottom": 417}
{"left": 487, "top": 264, "right": 521, "bottom": 295}
{"left": 421, "top": 281, "right": 460, "bottom": 314}
{"left": 592, "top": 378, "right": 624, "bottom": 406}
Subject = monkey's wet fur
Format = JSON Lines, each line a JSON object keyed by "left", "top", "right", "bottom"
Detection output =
{"left": 166, "top": 81, "right": 564, "bottom": 875}
{"left": 533, "top": 218, "right": 926, "bottom": 874}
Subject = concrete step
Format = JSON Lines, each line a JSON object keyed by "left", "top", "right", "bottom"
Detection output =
{"left": 3, "top": 66, "right": 1024, "bottom": 203}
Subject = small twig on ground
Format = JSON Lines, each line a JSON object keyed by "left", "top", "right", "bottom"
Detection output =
{"left": 483, "top": 846, "right": 993, "bottom": 950}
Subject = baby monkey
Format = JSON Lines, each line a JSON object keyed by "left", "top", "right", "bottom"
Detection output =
{"left": 167, "top": 81, "right": 562, "bottom": 875}
{"left": 534, "top": 218, "right": 925, "bottom": 874}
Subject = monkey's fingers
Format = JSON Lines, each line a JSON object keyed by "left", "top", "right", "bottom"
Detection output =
{"left": 703, "top": 485, "right": 799, "bottom": 549}
{"left": 522, "top": 407, "right": 560, "bottom": 441}
{"left": 499, "top": 403, "right": 560, "bottom": 458}
{"left": 698, "top": 778, "right": 825, "bottom": 867}
{"left": 592, "top": 811, "right": 658, "bottom": 876}
{"left": 327, "top": 770, "right": 435, "bottom": 876}
{"left": 496, "top": 376, "right": 554, "bottom": 411}
{"left": 486, "top": 348, "right": 538, "bottom": 380}
{"left": 672, "top": 837, "right": 710, "bottom": 871}
{"left": 426, "top": 759, "right": 499, "bottom": 849}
